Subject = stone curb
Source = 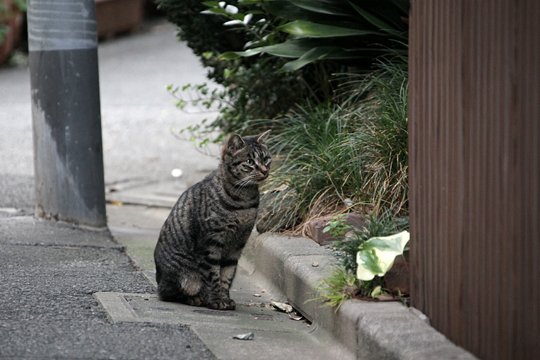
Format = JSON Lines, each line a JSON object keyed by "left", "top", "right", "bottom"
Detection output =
{"left": 241, "top": 232, "right": 477, "bottom": 360}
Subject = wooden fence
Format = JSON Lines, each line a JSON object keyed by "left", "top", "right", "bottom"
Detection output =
{"left": 409, "top": 1, "right": 539, "bottom": 359}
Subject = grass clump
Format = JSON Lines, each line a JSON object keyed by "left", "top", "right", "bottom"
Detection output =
{"left": 345, "top": 59, "right": 409, "bottom": 213}
{"left": 262, "top": 102, "right": 364, "bottom": 231}
{"left": 262, "top": 58, "right": 408, "bottom": 231}
{"left": 318, "top": 267, "right": 359, "bottom": 310}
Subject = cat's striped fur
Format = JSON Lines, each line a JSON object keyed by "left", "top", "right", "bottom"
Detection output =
{"left": 154, "top": 131, "right": 271, "bottom": 310}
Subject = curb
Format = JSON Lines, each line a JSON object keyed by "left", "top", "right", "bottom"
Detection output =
{"left": 241, "top": 232, "right": 477, "bottom": 360}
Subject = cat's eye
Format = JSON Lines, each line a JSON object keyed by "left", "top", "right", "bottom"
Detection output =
{"left": 245, "top": 159, "right": 254, "bottom": 166}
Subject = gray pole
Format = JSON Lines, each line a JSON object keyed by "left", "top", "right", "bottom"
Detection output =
{"left": 28, "top": 0, "right": 106, "bottom": 227}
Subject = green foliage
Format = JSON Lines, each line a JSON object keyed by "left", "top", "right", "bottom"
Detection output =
{"left": 318, "top": 213, "right": 408, "bottom": 309}
{"left": 344, "top": 57, "right": 409, "bottom": 213}
{"left": 318, "top": 267, "right": 359, "bottom": 310}
{"left": 322, "top": 214, "right": 351, "bottom": 238}
{"left": 159, "top": 0, "right": 316, "bottom": 138}
{"left": 217, "top": 0, "right": 409, "bottom": 71}
{"left": 334, "top": 212, "right": 408, "bottom": 273}
{"left": 355, "top": 230, "right": 409, "bottom": 281}
{"left": 261, "top": 101, "right": 364, "bottom": 225}
{"left": 167, "top": 55, "right": 308, "bottom": 142}
{"left": 261, "top": 58, "right": 408, "bottom": 229}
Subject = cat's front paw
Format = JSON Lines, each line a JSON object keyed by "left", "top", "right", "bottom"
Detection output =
{"left": 206, "top": 297, "right": 236, "bottom": 310}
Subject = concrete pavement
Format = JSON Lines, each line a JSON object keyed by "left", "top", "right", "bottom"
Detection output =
{"left": 105, "top": 203, "right": 347, "bottom": 360}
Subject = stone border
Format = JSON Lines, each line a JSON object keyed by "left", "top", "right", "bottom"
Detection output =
{"left": 241, "top": 233, "right": 477, "bottom": 360}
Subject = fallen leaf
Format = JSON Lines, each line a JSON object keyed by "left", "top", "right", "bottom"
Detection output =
{"left": 233, "top": 332, "right": 254, "bottom": 340}
{"left": 270, "top": 301, "right": 293, "bottom": 313}
{"left": 288, "top": 311, "right": 304, "bottom": 321}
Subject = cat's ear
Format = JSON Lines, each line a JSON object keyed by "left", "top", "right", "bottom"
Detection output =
{"left": 256, "top": 130, "right": 271, "bottom": 144}
{"left": 223, "top": 133, "right": 246, "bottom": 158}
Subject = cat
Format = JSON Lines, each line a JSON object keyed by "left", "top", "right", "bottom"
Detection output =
{"left": 154, "top": 131, "right": 271, "bottom": 310}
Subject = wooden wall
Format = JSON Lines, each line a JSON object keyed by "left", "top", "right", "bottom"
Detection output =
{"left": 409, "top": 1, "right": 540, "bottom": 359}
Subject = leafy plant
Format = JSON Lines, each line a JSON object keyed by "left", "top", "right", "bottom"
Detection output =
{"left": 333, "top": 212, "right": 408, "bottom": 272}
{"left": 259, "top": 58, "right": 408, "bottom": 231}
{"left": 155, "top": 0, "right": 247, "bottom": 82}
{"left": 215, "top": 0, "right": 409, "bottom": 71}
{"left": 159, "top": 0, "right": 314, "bottom": 141}
{"left": 167, "top": 55, "right": 309, "bottom": 143}
{"left": 355, "top": 230, "right": 409, "bottom": 281}
{"left": 319, "top": 216, "right": 409, "bottom": 309}
{"left": 322, "top": 214, "right": 351, "bottom": 238}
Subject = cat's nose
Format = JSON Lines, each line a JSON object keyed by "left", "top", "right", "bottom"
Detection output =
{"left": 259, "top": 165, "right": 268, "bottom": 175}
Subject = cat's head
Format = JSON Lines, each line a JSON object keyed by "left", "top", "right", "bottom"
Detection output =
{"left": 221, "top": 130, "right": 272, "bottom": 186}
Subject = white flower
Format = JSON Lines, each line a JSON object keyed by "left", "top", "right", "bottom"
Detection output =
{"left": 218, "top": 1, "right": 226, "bottom": 8}
{"left": 243, "top": 13, "right": 253, "bottom": 25}
{"left": 224, "top": 5, "right": 239, "bottom": 14}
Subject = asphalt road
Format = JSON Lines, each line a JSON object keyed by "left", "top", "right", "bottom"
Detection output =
{"left": 0, "top": 216, "right": 215, "bottom": 359}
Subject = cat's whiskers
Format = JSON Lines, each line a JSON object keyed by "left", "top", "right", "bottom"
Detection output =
{"left": 234, "top": 175, "right": 256, "bottom": 189}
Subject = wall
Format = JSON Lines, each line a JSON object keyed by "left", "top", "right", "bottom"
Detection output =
{"left": 409, "top": 1, "right": 540, "bottom": 359}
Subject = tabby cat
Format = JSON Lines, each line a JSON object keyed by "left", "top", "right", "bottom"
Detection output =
{"left": 154, "top": 131, "right": 271, "bottom": 310}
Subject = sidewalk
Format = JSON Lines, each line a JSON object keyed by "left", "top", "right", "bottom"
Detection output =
{"left": 106, "top": 186, "right": 476, "bottom": 360}
{"left": 105, "top": 203, "right": 348, "bottom": 360}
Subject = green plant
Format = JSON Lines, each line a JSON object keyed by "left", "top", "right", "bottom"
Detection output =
{"left": 159, "top": 0, "right": 313, "bottom": 141}
{"left": 322, "top": 214, "right": 351, "bottom": 238}
{"left": 167, "top": 55, "right": 309, "bottom": 144}
{"left": 343, "top": 57, "right": 409, "bottom": 213}
{"left": 318, "top": 267, "right": 359, "bottom": 310}
{"left": 260, "top": 101, "right": 364, "bottom": 229}
{"left": 319, "top": 216, "right": 409, "bottom": 309}
{"left": 155, "top": 0, "right": 247, "bottom": 82}
{"left": 216, "top": 0, "right": 409, "bottom": 71}
{"left": 334, "top": 212, "right": 407, "bottom": 272}
{"left": 355, "top": 230, "right": 409, "bottom": 281}
{"left": 259, "top": 58, "right": 408, "bottom": 230}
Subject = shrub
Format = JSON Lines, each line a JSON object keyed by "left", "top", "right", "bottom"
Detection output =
{"left": 159, "top": 0, "right": 315, "bottom": 138}
{"left": 260, "top": 57, "right": 409, "bottom": 231}
{"left": 215, "top": 0, "right": 409, "bottom": 71}
{"left": 162, "top": 0, "right": 409, "bottom": 141}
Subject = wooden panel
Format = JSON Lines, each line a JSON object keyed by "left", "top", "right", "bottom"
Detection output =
{"left": 409, "top": 1, "right": 540, "bottom": 359}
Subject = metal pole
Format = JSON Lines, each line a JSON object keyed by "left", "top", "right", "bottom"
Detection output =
{"left": 28, "top": 0, "right": 106, "bottom": 227}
